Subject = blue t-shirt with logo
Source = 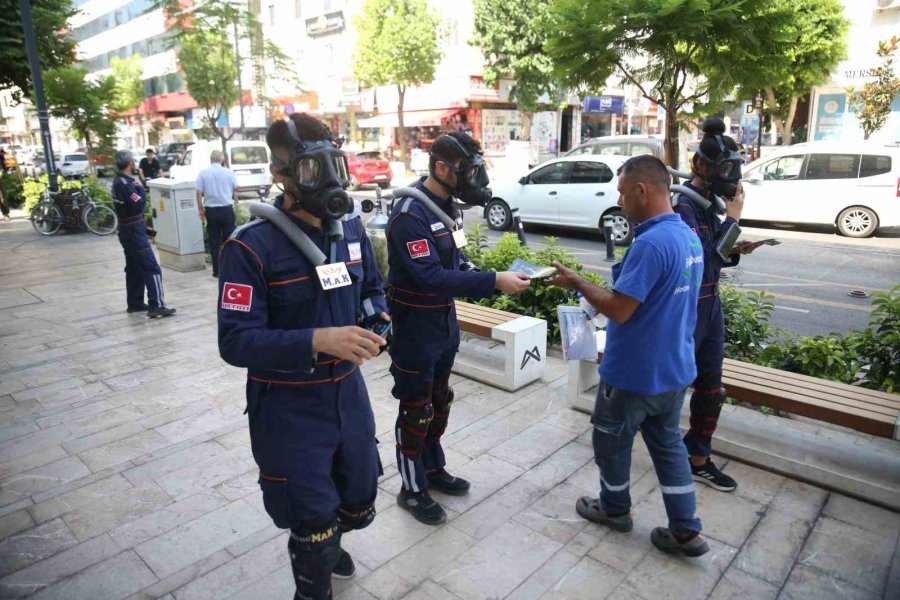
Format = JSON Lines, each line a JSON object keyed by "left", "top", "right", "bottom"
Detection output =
{"left": 599, "top": 213, "right": 703, "bottom": 395}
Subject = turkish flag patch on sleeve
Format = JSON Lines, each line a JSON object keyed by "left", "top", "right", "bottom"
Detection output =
{"left": 221, "top": 282, "right": 253, "bottom": 312}
{"left": 406, "top": 239, "right": 430, "bottom": 259}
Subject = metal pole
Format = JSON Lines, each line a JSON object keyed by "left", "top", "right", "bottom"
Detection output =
{"left": 18, "top": 0, "right": 57, "bottom": 191}
{"left": 602, "top": 215, "right": 615, "bottom": 261}
{"left": 511, "top": 207, "right": 527, "bottom": 246}
{"left": 233, "top": 17, "right": 245, "bottom": 137}
{"left": 755, "top": 91, "right": 763, "bottom": 161}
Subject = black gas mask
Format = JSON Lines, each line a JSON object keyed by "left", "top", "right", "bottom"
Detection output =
{"left": 693, "top": 134, "right": 743, "bottom": 202}
{"left": 273, "top": 118, "right": 353, "bottom": 221}
{"left": 430, "top": 135, "right": 492, "bottom": 208}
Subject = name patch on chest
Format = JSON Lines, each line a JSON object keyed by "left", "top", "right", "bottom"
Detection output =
{"left": 316, "top": 263, "right": 353, "bottom": 290}
{"left": 407, "top": 239, "right": 430, "bottom": 259}
{"left": 430, "top": 222, "right": 445, "bottom": 232}
{"left": 348, "top": 242, "right": 362, "bottom": 261}
{"left": 221, "top": 282, "right": 253, "bottom": 312}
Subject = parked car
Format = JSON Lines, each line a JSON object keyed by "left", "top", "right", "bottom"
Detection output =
{"left": 347, "top": 151, "right": 392, "bottom": 190}
{"left": 741, "top": 142, "right": 900, "bottom": 237}
{"left": 58, "top": 152, "right": 90, "bottom": 179}
{"left": 483, "top": 154, "right": 633, "bottom": 245}
{"left": 565, "top": 134, "right": 664, "bottom": 161}
{"left": 169, "top": 141, "right": 272, "bottom": 199}
{"left": 157, "top": 141, "right": 192, "bottom": 174}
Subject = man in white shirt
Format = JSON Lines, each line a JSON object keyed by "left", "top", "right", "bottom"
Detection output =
{"left": 196, "top": 149, "right": 238, "bottom": 277}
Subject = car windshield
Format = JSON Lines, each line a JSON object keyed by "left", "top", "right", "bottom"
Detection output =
{"left": 230, "top": 147, "right": 269, "bottom": 165}
{"left": 357, "top": 151, "right": 384, "bottom": 161}
{"left": 64, "top": 154, "right": 87, "bottom": 162}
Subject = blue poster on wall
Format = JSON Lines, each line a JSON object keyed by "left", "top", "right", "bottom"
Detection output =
{"left": 582, "top": 96, "right": 624, "bottom": 115}
{"left": 814, "top": 94, "right": 847, "bottom": 141}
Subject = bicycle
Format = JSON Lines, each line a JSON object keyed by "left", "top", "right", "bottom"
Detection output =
{"left": 30, "top": 187, "right": 118, "bottom": 236}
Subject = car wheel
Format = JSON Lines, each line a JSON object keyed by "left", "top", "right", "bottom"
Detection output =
{"left": 348, "top": 175, "right": 360, "bottom": 191}
{"left": 601, "top": 210, "right": 633, "bottom": 246}
{"left": 837, "top": 206, "right": 878, "bottom": 238}
{"left": 485, "top": 199, "right": 512, "bottom": 230}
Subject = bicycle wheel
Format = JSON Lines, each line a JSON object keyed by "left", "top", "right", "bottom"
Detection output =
{"left": 30, "top": 202, "right": 62, "bottom": 236}
{"left": 83, "top": 204, "right": 118, "bottom": 235}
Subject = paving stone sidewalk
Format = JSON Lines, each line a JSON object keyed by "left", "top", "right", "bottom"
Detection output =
{"left": 0, "top": 215, "right": 898, "bottom": 600}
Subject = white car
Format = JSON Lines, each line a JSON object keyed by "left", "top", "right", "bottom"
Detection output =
{"left": 483, "top": 154, "right": 632, "bottom": 245}
{"left": 170, "top": 141, "right": 272, "bottom": 199}
{"left": 58, "top": 153, "right": 89, "bottom": 179}
{"left": 741, "top": 142, "right": 900, "bottom": 237}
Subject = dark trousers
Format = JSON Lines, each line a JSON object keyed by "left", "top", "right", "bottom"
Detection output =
{"left": 205, "top": 205, "right": 235, "bottom": 275}
{"left": 118, "top": 223, "right": 164, "bottom": 309}
{"left": 683, "top": 296, "right": 726, "bottom": 458}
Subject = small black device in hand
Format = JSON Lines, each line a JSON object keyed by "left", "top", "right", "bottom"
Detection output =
{"left": 369, "top": 318, "right": 392, "bottom": 354}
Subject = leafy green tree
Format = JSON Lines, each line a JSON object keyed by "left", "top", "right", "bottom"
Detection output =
{"left": 41, "top": 67, "right": 115, "bottom": 176}
{"left": 738, "top": 0, "right": 847, "bottom": 145}
{"left": 545, "top": 0, "right": 792, "bottom": 166}
{"left": 153, "top": 0, "right": 295, "bottom": 152}
{"left": 354, "top": 0, "right": 442, "bottom": 168}
{"left": 847, "top": 37, "right": 900, "bottom": 140}
{"left": 178, "top": 29, "right": 239, "bottom": 153}
{"left": 472, "top": 0, "right": 556, "bottom": 140}
{"left": 0, "top": 0, "right": 76, "bottom": 102}
{"left": 109, "top": 55, "right": 146, "bottom": 146}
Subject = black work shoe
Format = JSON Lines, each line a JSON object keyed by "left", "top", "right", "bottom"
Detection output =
{"left": 147, "top": 306, "right": 177, "bottom": 319}
{"left": 426, "top": 469, "right": 470, "bottom": 496}
{"left": 332, "top": 549, "right": 355, "bottom": 579}
{"left": 575, "top": 496, "right": 633, "bottom": 532}
{"left": 126, "top": 303, "right": 150, "bottom": 313}
{"left": 396, "top": 488, "right": 447, "bottom": 525}
{"left": 691, "top": 459, "right": 737, "bottom": 492}
{"left": 651, "top": 527, "right": 710, "bottom": 557}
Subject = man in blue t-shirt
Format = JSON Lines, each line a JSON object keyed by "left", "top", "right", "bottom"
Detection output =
{"left": 549, "top": 155, "right": 707, "bottom": 558}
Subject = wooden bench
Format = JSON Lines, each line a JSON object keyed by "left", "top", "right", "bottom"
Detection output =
{"left": 453, "top": 301, "right": 547, "bottom": 392}
{"left": 569, "top": 331, "right": 900, "bottom": 440}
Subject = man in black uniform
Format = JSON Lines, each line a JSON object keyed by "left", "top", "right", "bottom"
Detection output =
{"left": 138, "top": 148, "right": 161, "bottom": 185}
{"left": 111, "top": 150, "right": 176, "bottom": 318}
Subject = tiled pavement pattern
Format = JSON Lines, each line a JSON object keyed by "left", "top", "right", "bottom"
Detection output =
{"left": 0, "top": 216, "right": 898, "bottom": 600}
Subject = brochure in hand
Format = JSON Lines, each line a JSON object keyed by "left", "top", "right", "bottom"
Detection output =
{"left": 509, "top": 258, "right": 557, "bottom": 279}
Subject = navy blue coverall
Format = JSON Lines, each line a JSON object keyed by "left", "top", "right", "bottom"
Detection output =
{"left": 674, "top": 184, "right": 741, "bottom": 458}
{"left": 385, "top": 180, "right": 496, "bottom": 493}
{"left": 217, "top": 195, "right": 387, "bottom": 598}
{"left": 112, "top": 172, "right": 166, "bottom": 310}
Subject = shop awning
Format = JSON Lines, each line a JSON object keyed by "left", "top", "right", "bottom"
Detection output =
{"left": 357, "top": 108, "right": 460, "bottom": 129}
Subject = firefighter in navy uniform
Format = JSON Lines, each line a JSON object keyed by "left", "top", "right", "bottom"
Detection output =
{"left": 674, "top": 118, "right": 757, "bottom": 493}
{"left": 386, "top": 132, "right": 531, "bottom": 525}
{"left": 217, "top": 114, "right": 388, "bottom": 600}
{"left": 111, "top": 150, "right": 176, "bottom": 318}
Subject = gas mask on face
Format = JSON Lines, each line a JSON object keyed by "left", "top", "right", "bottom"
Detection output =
{"left": 430, "top": 135, "right": 492, "bottom": 209}
{"left": 693, "top": 134, "right": 743, "bottom": 203}
{"left": 273, "top": 118, "right": 353, "bottom": 221}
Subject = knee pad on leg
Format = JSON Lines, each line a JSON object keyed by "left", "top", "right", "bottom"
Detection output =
{"left": 428, "top": 387, "right": 454, "bottom": 443}
{"left": 288, "top": 520, "right": 342, "bottom": 600}
{"left": 337, "top": 502, "right": 375, "bottom": 532}
{"left": 398, "top": 402, "right": 433, "bottom": 458}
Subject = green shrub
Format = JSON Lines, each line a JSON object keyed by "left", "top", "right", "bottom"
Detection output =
{"left": 760, "top": 334, "right": 858, "bottom": 384}
{"left": 1, "top": 174, "right": 24, "bottom": 208}
{"left": 22, "top": 176, "right": 82, "bottom": 212}
{"left": 464, "top": 225, "right": 605, "bottom": 343}
{"left": 852, "top": 284, "right": 900, "bottom": 392}
{"left": 721, "top": 286, "right": 776, "bottom": 362}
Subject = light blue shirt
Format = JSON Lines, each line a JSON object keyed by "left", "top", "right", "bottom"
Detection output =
{"left": 196, "top": 163, "right": 237, "bottom": 207}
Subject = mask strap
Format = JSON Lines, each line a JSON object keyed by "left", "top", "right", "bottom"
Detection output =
{"left": 284, "top": 117, "right": 301, "bottom": 142}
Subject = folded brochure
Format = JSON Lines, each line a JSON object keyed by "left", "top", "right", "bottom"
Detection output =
{"left": 509, "top": 258, "right": 557, "bottom": 279}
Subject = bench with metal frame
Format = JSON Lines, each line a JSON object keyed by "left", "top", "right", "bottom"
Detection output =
{"left": 453, "top": 301, "right": 547, "bottom": 392}
{"left": 569, "top": 331, "right": 900, "bottom": 440}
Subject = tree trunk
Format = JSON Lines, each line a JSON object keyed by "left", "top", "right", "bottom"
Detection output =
{"left": 397, "top": 84, "right": 409, "bottom": 172}
{"left": 663, "top": 104, "right": 679, "bottom": 168}
{"left": 82, "top": 129, "right": 96, "bottom": 177}
{"left": 521, "top": 111, "right": 533, "bottom": 142}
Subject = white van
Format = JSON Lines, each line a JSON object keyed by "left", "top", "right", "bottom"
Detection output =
{"left": 169, "top": 141, "right": 272, "bottom": 199}
{"left": 741, "top": 142, "right": 900, "bottom": 237}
